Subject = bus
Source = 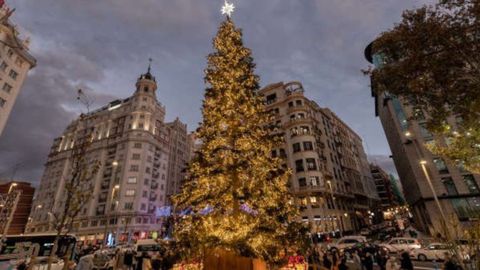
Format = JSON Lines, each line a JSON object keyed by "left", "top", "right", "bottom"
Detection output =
{"left": 0, "top": 234, "right": 77, "bottom": 267}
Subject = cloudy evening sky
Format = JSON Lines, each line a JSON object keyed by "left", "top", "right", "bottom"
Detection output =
{"left": 0, "top": 0, "right": 432, "bottom": 184}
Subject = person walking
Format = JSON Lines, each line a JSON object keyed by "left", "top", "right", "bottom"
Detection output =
{"left": 338, "top": 257, "right": 349, "bottom": 270}
{"left": 399, "top": 252, "right": 413, "bottom": 270}
{"left": 323, "top": 252, "right": 332, "bottom": 270}
{"left": 151, "top": 253, "right": 162, "bottom": 270}
{"left": 76, "top": 253, "right": 94, "bottom": 270}
{"left": 124, "top": 249, "right": 134, "bottom": 270}
{"left": 362, "top": 252, "right": 373, "bottom": 270}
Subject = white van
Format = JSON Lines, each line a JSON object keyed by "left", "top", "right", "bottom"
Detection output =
{"left": 134, "top": 239, "right": 162, "bottom": 256}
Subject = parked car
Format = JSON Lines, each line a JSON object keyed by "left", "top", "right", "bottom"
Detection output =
{"left": 411, "top": 243, "right": 450, "bottom": 261}
{"left": 328, "top": 236, "right": 368, "bottom": 252}
{"left": 360, "top": 228, "right": 371, "bottom": 236}
{"left": 380, "top": 237, "right": 421, "bottom": 253}
{"left": 30, "top": 257, "right": 65, "bottom": 270}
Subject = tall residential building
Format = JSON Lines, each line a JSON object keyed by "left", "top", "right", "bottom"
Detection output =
{"left": 260, "top": 81, "right": 379, "bottom": 237}
{"left": 28, "top": 69, "right": 191, "bottom": 244}
{"left": 0, "top": 181, "right": 35, "bottom": 234}
{"left": 370, "top": 164, "right": 400, "bottom": 209}
{"left": 365, "top": 43, "right": 480, "bottom": 234}
{"left": 0, "top": 6, "right": 37, "bottom": 136}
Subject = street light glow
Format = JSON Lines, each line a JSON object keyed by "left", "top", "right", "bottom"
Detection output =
{"left": 420, "top": 160, "right": 427, "bottom": 165}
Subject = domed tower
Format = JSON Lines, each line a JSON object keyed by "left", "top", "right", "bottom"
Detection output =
{"left": 134, "top": 63, "right": 157, "bottom": 99}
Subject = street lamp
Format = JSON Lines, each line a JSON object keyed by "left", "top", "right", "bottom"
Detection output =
{"left": 419, "top": 160, "right": 450, "bottom": 239}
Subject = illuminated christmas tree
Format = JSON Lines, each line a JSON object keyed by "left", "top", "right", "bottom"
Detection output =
{"left": 173, "top": 5, "right": 305, "bottom": 264}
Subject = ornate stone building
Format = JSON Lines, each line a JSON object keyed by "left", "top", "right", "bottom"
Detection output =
{"left": 260, "top": 81, "right": 379, "bottom": 238}
{"left": 28, "top": 69, "right": 191, "bottom": 244}
{"left": 0, "top": 5, "right": 36, "bottom": 136}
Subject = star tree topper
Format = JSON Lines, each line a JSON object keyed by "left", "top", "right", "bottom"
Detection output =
{"left": 221, "top": 0, "right": 235, "bottom": 17}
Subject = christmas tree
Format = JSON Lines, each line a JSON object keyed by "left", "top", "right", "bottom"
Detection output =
{"left": 173, "top": 13, "right": 304, "bottom": 263}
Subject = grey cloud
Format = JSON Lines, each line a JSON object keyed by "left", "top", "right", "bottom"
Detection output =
{"left": 0, "top": 0, "right": 431, "bottom": 184}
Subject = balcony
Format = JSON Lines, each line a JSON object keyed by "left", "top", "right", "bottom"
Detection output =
{"left": 287, "top": 105, "right": 309, "bottom": 114}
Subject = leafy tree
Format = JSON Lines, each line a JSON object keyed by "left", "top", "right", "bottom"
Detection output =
{"left": 172, "top": 17, "right": 305, "bottom": 264}
{"left": 366, "top": 0, "right": 480, "bottom": 173}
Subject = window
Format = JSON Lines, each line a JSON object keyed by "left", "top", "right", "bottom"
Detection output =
{"left": 145, "top": 167, "right": 151, "bottom": 173}
{"left": 303, "top": 141, "right": 313, "bottom": 151}
{"left": 441, "top": 177, "right": 457, "bottom": 195}
{"left": 271, "top": 150, "right": 277, "bottom": 158}
{"left": 298, "top": 177, "right": 306, "bottom": 187}
{"left": 140, "top": 203, "right": 146, "bottom": 210}
{"left": 144, "top": 178, "right": 149, "bottom": 185}
{"left": 132, "top": 153, "right": 141, "bottom": 160}
{"left": 306, "top": 158, "right": 317, "bottom": 171}
{"left": 8, "top": 70, "right": 18, "bottom": 80}
{"left": 90, "top": 220, "right": 98, "bottom": 227}
{"left": 266, "top": 93, "right": 277, "bottom": 104}
{"left": 2, "top": 83, "right": 12, "bottom": 93}
{"left": 463, "top": 175, "right": 479, "bottom": 194}
{"left": 292, "top": 143, "right": 301, "bottom": 153}
{"left": 433, "top": 158, "right": 449, "bottom": 174}
{"left": 127, "top": 177, "right": 137, "bottom": 184}
{"left": 295, "top": 160, "right": 304, "bottom": 172}
{"left": 134, "top": 142, "right": 142, "bottom": 149}
{"left": 288, "top": 101, "right": 294, "bottom": 107}
{"left": 310, "top": 196, "right": 317, "bottom": 204}
{"left": 0, "top": 97, "right": 5, "bottom": 107}
{"left": 124, "top": 202, "right": 133, "bottom": 210}
{"left": 0, "top": 61, "right": 7, "bottom": 71}
{"left": 125, "top": 190, "right": 135, "bottom": 196}
{"left": 279, "top": 148, "right": 286, "bottom": 158}
{"left": 129, "top": 165, "right": 139, "bottom": 172}
{"left": 300, "top": 197, "right": 307, "bottom": 206}
{"left": 142, "top": 191, "right": 148, "bottom": 198}
{"left": 310, "top": 176, "right": 320, "bottom": 187}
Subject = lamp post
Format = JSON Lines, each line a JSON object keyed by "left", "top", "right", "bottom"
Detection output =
{"left": 419, "top": 160, "right": 450, "bottom": 239}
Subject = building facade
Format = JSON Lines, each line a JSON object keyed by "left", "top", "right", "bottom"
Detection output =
{"left": 0, "top": 181, "right": 35, "bottom": 235}
{"left": 0, "top": 5, "right": 37, "bottom": 136}
{"left": 365, "top": 43, "right": 480, "bottom": 235}
{"left": 165, "top": 118, "right": 191, "bottom": 198}
{"left": 260, "top": 81, "right": 379, "bottom": 238}
{"left": 370, "top": 164, "right": 400, "bottom": 209}
{"left": 28, "top": 69, "right": 191, "bottom": 244}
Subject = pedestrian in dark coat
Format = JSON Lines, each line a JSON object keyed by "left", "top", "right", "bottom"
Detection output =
{"left": 124, "top": 249, "right": 134, "bottom": 270}
{"left": 399, "top": 252, "right": 413, "bottom": 270}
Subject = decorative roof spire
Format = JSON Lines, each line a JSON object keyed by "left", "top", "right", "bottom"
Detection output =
{"left": 147, "top": 57, "right": 152, "bottom": 74}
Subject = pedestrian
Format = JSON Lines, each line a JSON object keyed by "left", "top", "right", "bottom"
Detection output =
{"left": 399, "top": 252, "right": 413, "bottom": 270}
{"left": 443, "top": 253, "right": 460, "bottom": 270}
{"left": 76, "top": 253, "right": 94, "bottom": 270}
{"left": 362, "top": 252, "right": 373, "bottom": 270}
{"left": 115, "top": 248, "right": 125, "bottom": 269}
{"left": 123, "top": 249, "right": 134, "bottom": 270}
{"left": 376, "top": 251, "right": 387, "bottom": 270}
{"left": 323, "top": 252, "right": 332, "bottom": 270}
{"left": 151, "top": 252, "right": 162, "bottom": 270}
{"left": 332, "top": 250, "right": 339, "bottom": 270}
{"left": 338, "top": 257, "right": 348, "bottom": 270}
{"left": 351, "top": 250, "right": 362, "bottom": 270}
{"left": 386, "top": 256, "right": 399, "bottom": 270}
{"left": 137, "top": 251, "right": 152, "bottom": 270}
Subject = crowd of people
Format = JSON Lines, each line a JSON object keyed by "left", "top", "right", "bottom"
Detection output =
{"left": 74, "top": 246, "right": 177, "bottom": 270}
{"left": 301, "top": 245, "right": 465, "bottom": 270}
